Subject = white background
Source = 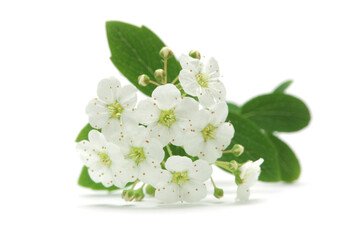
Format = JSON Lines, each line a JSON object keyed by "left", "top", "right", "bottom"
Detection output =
{"left": 1, "top": 0, "right": 355, "bottom": 239}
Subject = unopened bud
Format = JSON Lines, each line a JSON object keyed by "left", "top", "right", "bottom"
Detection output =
{"left": 213, "top": 187, "right": 224, "bottom": 199}
{"left": 122, "top": 189, "right": 135, "bottom": 201}
{"left": 154, "top": 69, "right": 165, "bottom": 82}
{"left": 235, "top": 174, "right": 242, "bottom": 185}
{"left": 138, "top": 74, "right": 150, "bottom": 86}
{"left": 232, "top": 144, "right": 244, "bottom": 157}
{"left": 159, "top": 46, "right": 173, "bottom": 59}
{"left": 189, "top": 50, "right": 201, "bottom": 59}
{"left": 134, "top": 188, "right": 145, "bottom": 201}
{"left": 145, "top": 184, "right": 156, "bottom": 197}
{"left": 228, "top": 160, "right": 239, "bottom": 171}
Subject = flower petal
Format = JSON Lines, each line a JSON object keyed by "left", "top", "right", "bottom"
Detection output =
{"left": 101, "top": 121, "right": 125, "bottom": 144}
{"left": 76, "top": 141, "right": 99, "bottom": 166}
{"left": 148, "top": 123, "right": 170, "bottom": 146}
{"left": 117, "top": 85, "right": 137, "bottom": 108}
{"left": 182, "top": 181, "right": 207, "bottom": 202}
{"left": 174, "top": 97, "right": 199, "bottom": 119}
{"left": 199, "top": 141, "right": 222, "bottom": 163}
{"left": 236, "top": 186, "right": 250, "bottom": 202}
{"left": 138, "top": 162, "right": 168, "bottom": 186}
{"left": 152, "top": 84, "right": 181, "bottom": 110}
{"left": 97, "top": 77, "right": 121, "bottom": 103}
{"left": 136, "top": 99, "right": 160, "bottom": 125}
{"left": 209, "top": 81, "right": 226, "bottom": 102}
{"left": 198, "top": 88, "right": 216, "bottom": 108}
{"left": 178, "top": 69, "right": 200, "bottom": 96}
{"left": 144, "top": 138, "right": 164, "bottom": 164}
{"left": 155, "top": 182, "right": 180, "bottom": 203}
{"left": 88, "top": 130, "right": 107, "bottom": 147}
{"left": 210, "top": 102, "right": 228, "bottom": 125}
{"left": 168, "top": 121, "right": 186, "bottom": 146}
{"left": 183, "top": 131, "right": 205, "bottom": 157}
{"left": 188, "top": 160, "right": 213, "bottom": 182}
{"left": 179, "top": 54, "right": 200, "bottom": 72}
{"left": 189, "top": 109, "right": 211, "bottom": 131}
{"left": 213, "top": 122, "right": 235, "bottom": 150}
{"left": 204, "top": 57, "right": 220, "bottom": 79}
{"left": 165, "top": 156, "right": 192, "bottom": 172}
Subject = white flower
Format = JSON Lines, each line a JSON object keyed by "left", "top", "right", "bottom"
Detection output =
{"left": 76, "top": 130, "right": 132, "bottom": 188}
{"left": 154, "top": 156, "right": 212, "bottom": 203}
{"left": 183, "top": 102, "right": 234, "bottom": 163}
{"left": 102, "top": 121, "right": 165, "bottom": 186}
{"left": 136, "top": 84, "right": 199, "bottom": 146}
{"left": 236, "top": 159, "right": 264, "bottom": 202}
{"left": 86, "top": 77, "right": 137, "bottom": 129}
{"left": 178, "top": 54, "right": 226, "bottom": 107}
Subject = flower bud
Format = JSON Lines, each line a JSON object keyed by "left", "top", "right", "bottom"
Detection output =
{"left": 231, "top": 144, "right": 244, "bottom": 157}
{"left": 134, "top": 188, "right": 145, "bottom": 201}
{"left": 213, "top": 187, "right": 224, "bottom": 199}
{"left": 189, "top": 50, "right": 201, "bottom": 59}
{"left": 159, "top": 46, "right": 173, "bottom": 59}
{"left": 235, "top": 174, "right": 242, "bottom": 185}
{"left": 154, "top": 69, "right": 165, "bottom": 82}
{"left": 138, "top": 74, "right": 150, "bottom": 86}
{"left": 145, "top": 184, "right": 156, "bottom": 197}
{"left": 122, "top": 189, "right": 135, "bottom": 201}
{"left": 228, "top": 160, "right": 239, "bottom": 171}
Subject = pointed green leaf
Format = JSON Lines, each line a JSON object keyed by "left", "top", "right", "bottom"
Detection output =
{"left": 227, "top": 101, "right": 241, "bottom": 114}
{"left": 273, "top": 80, "right": 293, "bottom": 93}
{"left": 267, "top": 134, "right": 301, "bottom": 182}
{"left": 75, "top": 123, "right": 95, "bottom": 142}
{"left": 241, "top": 94, "right": 311, "bottom": 132}
{"left": 219, "top": 111, "right": 281, "bottom": 182}
{"left": 106, "top": 21, "right": 181, "bottom": 96}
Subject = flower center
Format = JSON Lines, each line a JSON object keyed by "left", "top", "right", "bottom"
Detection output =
{"left": 158, "top": 109, "right": 176, "bottom": 127}
{"left": 195, "top": 73, "right": 209, "bottom": 88}
{"left": 202, "top": 124, "right": 216, "bottom": 141}
{"left": 98, "top": 152, "right": 112, "bottom": 166}
{"left": 171, "top": 171, "right": 190, "bottom": 186}
{"left": 107, "top": 101, "right": 124, "bottom": 119}
{"left": 128, "top": 147, "right": 146, "bottom": 165}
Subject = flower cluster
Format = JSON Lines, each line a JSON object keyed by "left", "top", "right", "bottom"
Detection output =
{"left": 76, "top": 48, "right": 263, "bottom": 203}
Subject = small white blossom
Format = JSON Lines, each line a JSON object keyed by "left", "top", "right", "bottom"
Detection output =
{"left": 102, "top": 122, "right": 165, "bottom": 186}
{"left": 136, "top": 84, "right": 199, "bottom": 146}
{"left": 183, "top": 102, "right": 234, "bottom": 163}
{"left": 178, "top": 54, "right": 226, "bottom": 107}
{"left": 86, "top": 77, "right": 137, "bottom": 129}
{"left": 236, "top": 159, "right": 264, "bottom": 202}
{"left": 154, "top": 156, "right": 212, "bottom": 203}
{"left": 76, "top": 130, "right": 132, "bottom": 188}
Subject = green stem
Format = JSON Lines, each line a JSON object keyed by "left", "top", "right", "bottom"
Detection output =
{"left": 171, "top": 75, "right": 179, "bottom": 84}
{"left": 166, "top": 144, "right": 173, "bottom": 157}
{"left": 149, "top": 80, "right": 160, "bottom": 86}
{"left": 214, "top": 161, "right": 232, "bottom": 172}
{"left": 130, "top": 179, "right": 139, "bottom": 190}
{"left": 210, "top": 177, "right": 217, "bottom": 189}
{"left": 164, "top": 59, "right": 168, "bottom": 84}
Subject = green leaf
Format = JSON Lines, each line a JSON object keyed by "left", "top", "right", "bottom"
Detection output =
{"left": 78, "top": 166, "right": 119, "bottom": 191}
{"left": 273, "top": 80, "right": 293, "bottom": 93}
{"left": 219, "top": 111, "right": 281, "bottom": 182}
{"left": 75, "top": 123, "right": 96, "bottom": 142}
{"left": 106, "top": 21, "right": 181, "bottom": 96}
{"left": 267, "top": 134, "right": 301, "bottom": 182}
{"left": 241, "top": 94, "right": 311, "bottom": 132}
{"left": 163, "top": 145, "right": 198, "bottom": 163}
{"left": 227, "top": 101, "right": 241, "bottom": 114}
